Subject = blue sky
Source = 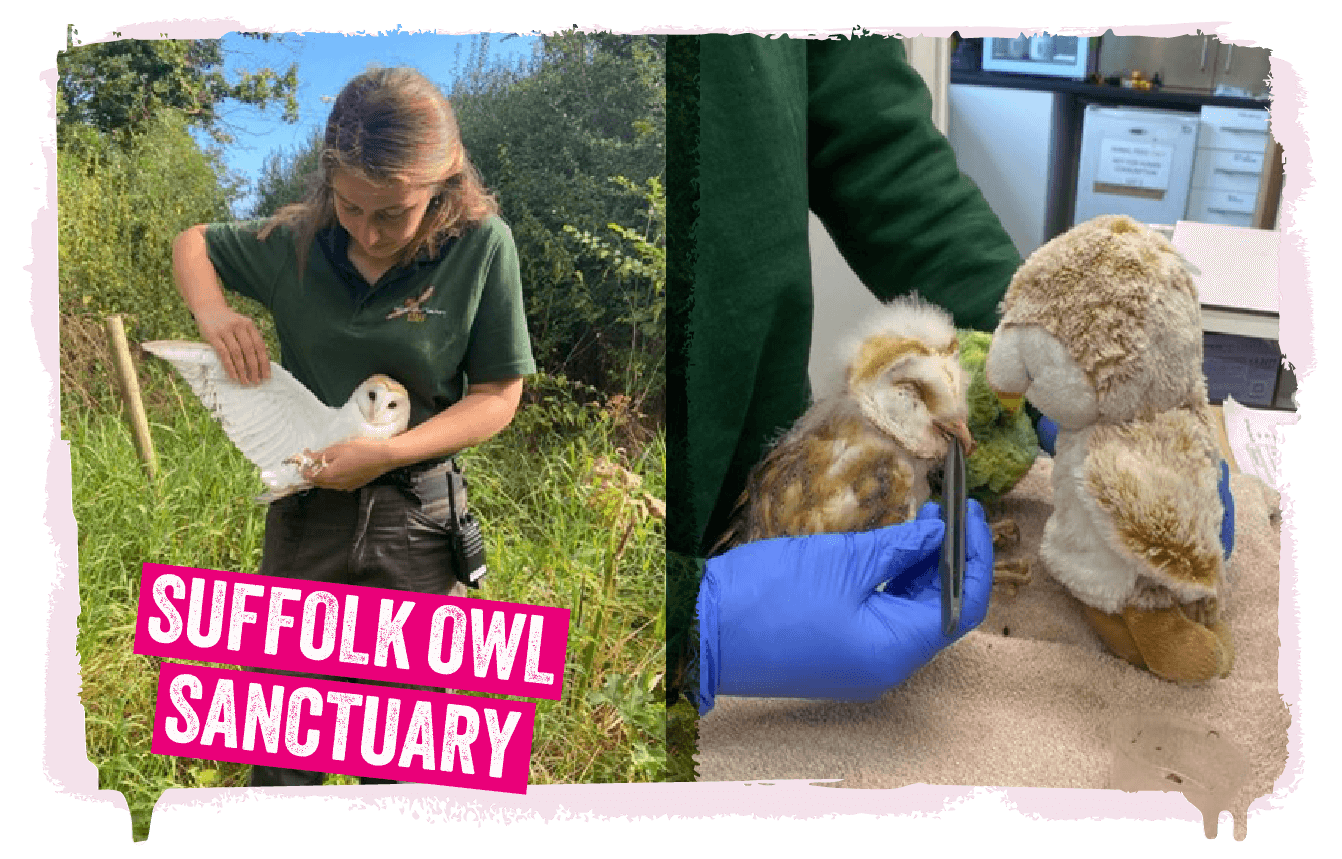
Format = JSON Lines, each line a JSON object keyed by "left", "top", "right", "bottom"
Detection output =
{"left": 206, "top": 30, "right": 540, "bottom": 216}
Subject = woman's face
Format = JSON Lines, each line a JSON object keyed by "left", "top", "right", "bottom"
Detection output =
{"left": 330, "top": 169, "right": 437, "bottom": 263}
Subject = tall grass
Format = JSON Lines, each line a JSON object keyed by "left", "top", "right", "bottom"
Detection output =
{"left": 69, "top": 349, "right": 665, "bottom": 840}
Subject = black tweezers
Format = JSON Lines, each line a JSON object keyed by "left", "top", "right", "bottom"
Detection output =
{"left": 940, "top": 435, "right": 967, "bottom": 637}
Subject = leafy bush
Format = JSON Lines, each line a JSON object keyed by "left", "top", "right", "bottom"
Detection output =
{"left": 58, "top": 30, "right": 297, "bottom": 145}
{"left": 562, "top": 175, "right": 665, "bottom": 418}
{"left": 58, "top": 112, "right": 274, "bottom": 349}
{"left": 249, "top": 126, "right": 324, "bottom": 220}
{"left": 450, "top": 33, "right": 665, "bottom": 405}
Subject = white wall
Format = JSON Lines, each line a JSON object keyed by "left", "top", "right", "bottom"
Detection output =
{"left": 946, "top": 84, "right": 1054, "bottom": 258}
{"left": 807, "top": 212, "right": 885, "bottom": 400}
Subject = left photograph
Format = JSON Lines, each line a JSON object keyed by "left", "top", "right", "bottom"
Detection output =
{"left": 58, "top": 29, "right": 665, "bottom": 839}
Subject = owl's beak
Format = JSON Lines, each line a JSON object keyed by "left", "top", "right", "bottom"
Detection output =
{"left": 936, "top": 418, "right": 976, "bottom": 457}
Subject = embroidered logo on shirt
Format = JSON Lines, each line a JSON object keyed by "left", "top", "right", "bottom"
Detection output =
{"left": 386, "top": 284, "right": 445, "bottom": 322}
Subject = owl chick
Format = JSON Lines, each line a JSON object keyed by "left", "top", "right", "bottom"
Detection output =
{"left": 716, "top": 295, "right": 974, "bottom": 552}
{"left": 142, "top": 341, "right": 411, "bottom": 502}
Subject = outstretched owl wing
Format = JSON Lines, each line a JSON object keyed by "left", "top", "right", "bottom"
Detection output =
{"left": 142, "top": 340, "right": 347, "bottom": 498}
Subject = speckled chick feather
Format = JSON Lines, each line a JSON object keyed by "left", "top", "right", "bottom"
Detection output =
{"left": 714, "top": 294, "right": 973, "bottom": 552}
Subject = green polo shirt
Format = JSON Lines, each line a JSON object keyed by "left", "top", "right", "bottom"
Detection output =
{"left": 205, "top": 215, "right": 535, "bottom": 427}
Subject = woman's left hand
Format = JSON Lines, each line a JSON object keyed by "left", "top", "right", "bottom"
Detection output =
{"left": 696, "top": 500, "right": 994, "bottom": 713}
{"left": 302, "top": 437, "right": 397, "bottom": 491}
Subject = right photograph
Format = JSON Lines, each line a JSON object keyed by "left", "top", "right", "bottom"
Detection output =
{"left": 666, "top": 32, "right": 1289, "bottom": 840}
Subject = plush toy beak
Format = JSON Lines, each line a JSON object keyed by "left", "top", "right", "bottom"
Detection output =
{"left": 992, "top": 388, "right": 1025, "bottom": 417}
{"left": 936, "top": 418, "right": 977, "bottom": 457}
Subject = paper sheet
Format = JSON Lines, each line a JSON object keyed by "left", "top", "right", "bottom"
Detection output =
{"left": 1171, "top": 220, "right": 1280, "bottom": 314}
{"left": 1221, "top": 395, "right": 1297, "bottom": 491}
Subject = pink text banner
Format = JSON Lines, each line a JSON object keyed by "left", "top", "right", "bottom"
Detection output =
{"left": 151, "top": 662, "right": 535, "bottom": 793}
{"left": 134, "top": 563, "right": 569, "bottom": 700}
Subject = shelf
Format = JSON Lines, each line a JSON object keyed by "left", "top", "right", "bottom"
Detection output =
{"left": 1200, "top": 306, "right": 1279, "bottom": 341}
{"left": 950, "top": 70, "right": 1271, "bottom": 112}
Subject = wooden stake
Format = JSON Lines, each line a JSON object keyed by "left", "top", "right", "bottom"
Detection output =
{"left": 105, "top": 314, "right": 157, "bottom": 480}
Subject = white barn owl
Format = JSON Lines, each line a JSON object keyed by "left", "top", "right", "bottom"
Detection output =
{"left": 715, "top": 295, "right": 974, "bottom": 551}
{"left": 142, "top": 341, "right": 411, "bottom": 502}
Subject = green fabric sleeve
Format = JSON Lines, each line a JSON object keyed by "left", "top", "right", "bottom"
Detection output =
{"left": 688, "top": 34, "right": 815, "bottom": 560}
{"left": 806, "top": 37, "right": 1021, "bottom": 332}
{"left": 203, "top": 220, "right": 297, "bottom": 309}
{"left": 463, "top": 220, "right": 537, "bottom": 384}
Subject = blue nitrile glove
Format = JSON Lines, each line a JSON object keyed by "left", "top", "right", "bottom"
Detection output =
{"left": 1218, "top": 459, "right": 1234, "bottom": 560}
{"left": 696, "top": 500, "right": 993, "bottom": 715}
{"left": 1036, "top": 414, "right": 1059, "bottom": 456}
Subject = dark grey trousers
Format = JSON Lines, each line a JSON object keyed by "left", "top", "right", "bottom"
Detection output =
{"left": 248, "top": 480, "right": 469, "bottom": 787}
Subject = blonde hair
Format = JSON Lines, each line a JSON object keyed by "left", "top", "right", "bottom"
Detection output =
{"left": 260, "top": 65, "right": 497, "bottom": 272}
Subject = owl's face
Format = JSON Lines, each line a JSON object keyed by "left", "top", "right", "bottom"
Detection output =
{"left": 844, "top": 297, "right": 975, "bottom": 460}
{"left": 852, "top": 340, "right": 974, "bottom": 460}
{"left": 354, "top": 374, "right": 412, "bottom": 434}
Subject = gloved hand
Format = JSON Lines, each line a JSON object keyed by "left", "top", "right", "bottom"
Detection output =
{"left": 696, "top": 500, "right": 993, "bottom": 715}
{"left": 1035, "top": 414, "right": 1059, "bottom": 456}
{"left": 1218, "top": 458, "right": 1234, "bottom": 560}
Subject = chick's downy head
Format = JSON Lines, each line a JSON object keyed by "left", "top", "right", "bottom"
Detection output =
{"left": 844, "top": 295, "right": 974, "bottom": 458}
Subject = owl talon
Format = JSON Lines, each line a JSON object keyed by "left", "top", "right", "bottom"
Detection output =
{"left": 992, "top": 558, "right": 1032, "bottom": 587}
{"left": 990, "top": 518, "right": 1021, "bottom": 550}
{"left": 282, "top": 451, "right": 328, "bottom": 478}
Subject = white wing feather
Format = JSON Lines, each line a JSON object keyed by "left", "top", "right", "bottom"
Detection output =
{"left": 143, "top": 340, "right": 359, "bottom": 498}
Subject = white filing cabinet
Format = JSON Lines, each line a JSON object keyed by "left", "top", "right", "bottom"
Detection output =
{"left": 1185, "top": 106, "right": 1271, "bottom": 228}
{"left": 1073, "top": 105, "right": 1200, "bottom": 226}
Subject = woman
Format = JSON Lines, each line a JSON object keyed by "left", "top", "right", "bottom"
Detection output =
{"left": 171, "top": 66, "right": 535, "bottom": 786}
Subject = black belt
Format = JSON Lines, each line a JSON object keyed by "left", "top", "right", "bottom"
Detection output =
{"left": 368, "top": 455, "right": 456, "bottom": 488}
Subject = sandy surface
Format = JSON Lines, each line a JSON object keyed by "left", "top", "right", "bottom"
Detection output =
{"left": 696, "top": 458, "right": 1290, "bottom": 840}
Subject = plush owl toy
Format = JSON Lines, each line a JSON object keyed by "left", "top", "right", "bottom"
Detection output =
{"left": 985, "top": 214, "right": 1235, "bottom": 683}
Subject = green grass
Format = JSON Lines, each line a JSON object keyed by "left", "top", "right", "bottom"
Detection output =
{"left": 68, "top": 367, "right": 665, "bottom": 839}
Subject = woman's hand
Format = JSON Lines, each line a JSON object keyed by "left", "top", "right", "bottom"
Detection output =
{"left": 696, "top": 500, "right": 994, "bottom": 714}
{"left": 301, "top": 437, "right": 396, "bottom": 491}
{"left": 172, "top": 224, "right": 271, "bottom": 386}
{"left": 194, "top": 304, "right": 271, "bottom": 386}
